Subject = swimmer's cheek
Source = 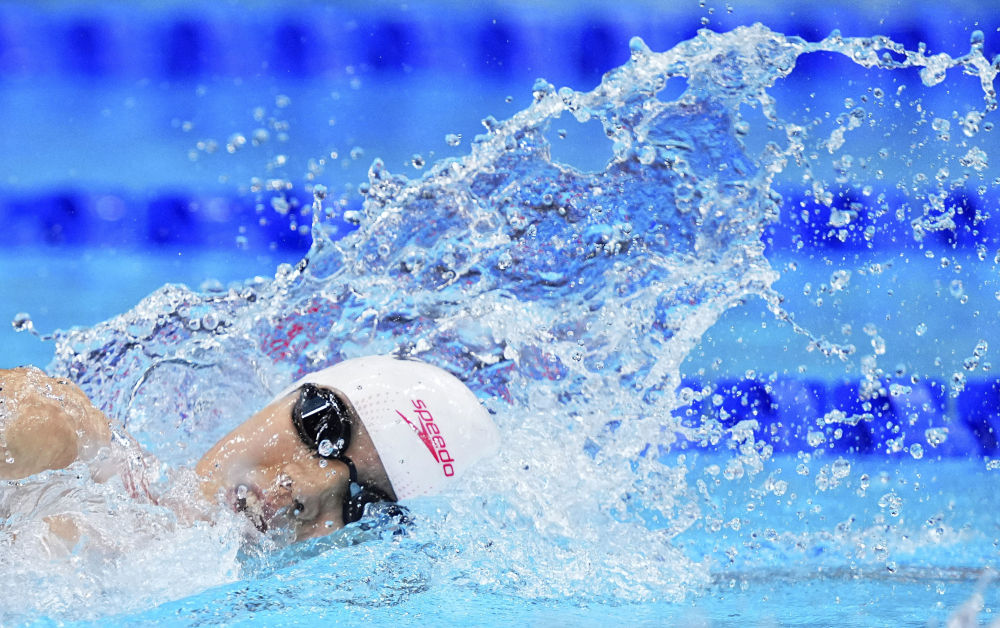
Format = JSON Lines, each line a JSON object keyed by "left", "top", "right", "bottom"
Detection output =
{"left": 295, "top": 519, "right": 339, "bottom": 541}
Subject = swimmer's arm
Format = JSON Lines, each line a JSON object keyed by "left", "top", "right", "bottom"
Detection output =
{"left": 0, "top": 368, "right": 112, "bottom": 480}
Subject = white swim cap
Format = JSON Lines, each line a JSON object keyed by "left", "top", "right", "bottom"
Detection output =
{"left": 282, "top": 356, "right": 500, "bottom": 499}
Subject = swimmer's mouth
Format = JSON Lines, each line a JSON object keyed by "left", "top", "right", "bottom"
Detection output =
{"left": 232, "top": 484, "right": 270, "bottom": 533}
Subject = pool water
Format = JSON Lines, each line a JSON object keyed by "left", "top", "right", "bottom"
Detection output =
{"left": 4, "top": 4, "right": 1000, "bottom": 626}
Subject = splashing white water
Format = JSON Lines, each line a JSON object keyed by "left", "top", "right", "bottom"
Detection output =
{"left": 3, "top": 23, "right": 1000, "bottom": 621}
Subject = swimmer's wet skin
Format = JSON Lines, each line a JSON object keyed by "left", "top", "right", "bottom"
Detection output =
{"left": 197, "top": 356, "right": 500, "bottom": 540}
{"left": 0, "top": 367, "right": 111, "bottom": 480}
{"left": 0, "top": 357, "right": 499, "bottom": 542}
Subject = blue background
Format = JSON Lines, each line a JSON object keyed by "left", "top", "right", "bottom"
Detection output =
{"left": 2, "top": 0, "right": 1000, "bottom": 458}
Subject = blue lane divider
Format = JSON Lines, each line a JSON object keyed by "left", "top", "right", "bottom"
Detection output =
{"left": 766, "top": 378, "right": 827, "bottom": 453}
{"left": 0, "top": 189, "right": 361, "bottom": 253}
{"left": 761, "top": 186, "right": 998, "bottom": 253}
{"left": 4, "top": 185, "right": 996, "bottom": 254}
{"left": 671, "top": 376, "right": 998, "bottom": 457}
{"left": 956, "top": 380, "right": 1000, "bottom": 455}
{"left": 824, "top": 382, "right": 877, "bottom": 454}
{"left": 0, "top": 6, "right": 984, "bottom": 83}
{"left": 889, "top": 379, "right": 982, "bottom": 456}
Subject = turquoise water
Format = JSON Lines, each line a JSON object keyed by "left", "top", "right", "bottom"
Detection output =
{"left": 4, "top": 20, "right": 1000, "bottom": 627}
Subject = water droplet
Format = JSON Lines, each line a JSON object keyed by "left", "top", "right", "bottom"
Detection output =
{"left": 959, "top": 146, "right": 989, "bottom": 171}
{"left": 532, "top": 78, "right": 554, "bottom": 101}
{"left": 949, "top": 279, "right": 964, "bottom": 298}
{"left": 202, "top": 313, "right": 219, "bottom": 331}
{"left": 317, "top": 439, "right": 335, "bottom": 457}
{"left": 226, "top": 133, "right": 247, "bottom": 154}
{"left": 872, "top": 336, "right": 886, "bottom": 355}
{"left": 411, "top": 154, "right": 425, "bottom": 169}
{"left": 252, "top": 128, "right": 270, "bottom": 145}
{"left": 878, "top": 491, "right": 903, "bottom": 516}
{"left": 445, "top": 133, "right": 462, "bottom": 147}
{"left": 915, "top": 323, "right": 927, "bottom": 336}
{"left": 807, "top": 431, "right": 826, "bottom": 447}
{"left": 925, "top": 427, "right": 949, "bottom": 447}
{"left": 830, "top": 269, "right": 851, "bottom": 291}
{"left": 350, "top": 146, "right": 364, "bottom": 160}
{"left": 909, "top": 443, "right": 924, "bottom": 459}
{"left": 951, "top": 371, "right": 967, "bottom": 393}
{"left": 831, "top": 457, "right": 851, "bottom": 479}
{"left": 271, "top": 196, "right": 290, "bottom": 215}
{"left": 11, "top": 312, "right": 34, "bottom": 333}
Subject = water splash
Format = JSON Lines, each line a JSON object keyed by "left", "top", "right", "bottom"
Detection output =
{"left": 3, "top": 23, "right": 999, "bottom": 621}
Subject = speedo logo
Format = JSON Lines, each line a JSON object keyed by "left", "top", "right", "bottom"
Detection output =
{"left": 397, "top": 400, "right": 455, "bottom": 477}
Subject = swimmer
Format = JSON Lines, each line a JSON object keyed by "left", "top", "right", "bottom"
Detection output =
{"left": 0, "top": 356, "right": 500, "bottom": 542}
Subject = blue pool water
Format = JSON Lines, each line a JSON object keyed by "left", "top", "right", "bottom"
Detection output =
{"left": 4, "top": 2, "right": 1000, "bottom": 626}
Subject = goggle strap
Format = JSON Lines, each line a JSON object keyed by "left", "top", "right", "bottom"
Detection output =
{"left": 342, "top": 455, "right": 360, "bottom": 487}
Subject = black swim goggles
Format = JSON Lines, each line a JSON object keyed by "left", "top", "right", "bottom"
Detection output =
{"left": 291, "top": 383, "right": 396, "bottom": 524}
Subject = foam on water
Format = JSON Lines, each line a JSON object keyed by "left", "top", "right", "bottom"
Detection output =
{"left": 3, "top": 24, "right": 1000, "bottom": 622}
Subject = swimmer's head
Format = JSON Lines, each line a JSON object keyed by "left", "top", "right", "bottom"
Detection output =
{"left": 287, "top": 356, "right": 501, "bottom": 499}
{"left": 196, "top": 356, "right": 499, "bottom": 540}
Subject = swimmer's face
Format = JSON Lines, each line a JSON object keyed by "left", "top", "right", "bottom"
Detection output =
{"left": 195, "top": 386, "right": 395, "bottom": 541}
